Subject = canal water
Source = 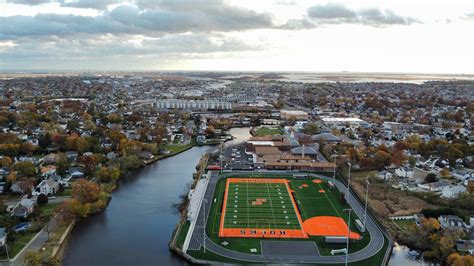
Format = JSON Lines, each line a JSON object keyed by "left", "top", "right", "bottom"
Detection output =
{"left": 62, "top": 127, "right": 426, "bottom": 265}
{"left": 62, "top": 146, "right": 211, "bottom": 266}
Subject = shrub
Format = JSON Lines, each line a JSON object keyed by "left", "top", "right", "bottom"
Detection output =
{"left": 37, "top": 194, "right": 48, "bottom": 205}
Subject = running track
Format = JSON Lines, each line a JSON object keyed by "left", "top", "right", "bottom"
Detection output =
{"left": 186, "top": 171, "right": 387, "bottom": 264}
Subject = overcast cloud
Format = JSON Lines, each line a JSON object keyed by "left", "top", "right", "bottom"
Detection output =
{"left": 0, "top": 0, "right": 472, "bottom": 73}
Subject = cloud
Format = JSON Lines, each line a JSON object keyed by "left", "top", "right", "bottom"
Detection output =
{"left": 0, "top": 33, "right": 261, "bottom": 69}
{"left": 60, "top": 0, "right": 122, "bottom": 10}
{"left": 282, "top": 3, "right": 420, "bottom": 29}
{"left": 0, "top": 3, "right": 274, "bottom": 39}
{"left": 6, "top": 0, "right": 52, "bottom": 5}
{"left": 307, "top": 3, "right": 357, "bottom": 20}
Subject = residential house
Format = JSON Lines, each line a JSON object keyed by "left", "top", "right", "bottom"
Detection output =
{"left": 418, "top": 180, "right": 450, "bottom": 192}
{"left": 438, "top": 215, "right": 464, "bottom": 229}
{"left": 10, "top": 180, "right": 33, "bottom": 194}
{"left": 441, "top": 186, "right": 467, "bottom": 199}
{"left": 12, "top": 199, "right": 34, "bottom": 218}
{"left": 36, "top": 178, "right": 59, "bottom": 196}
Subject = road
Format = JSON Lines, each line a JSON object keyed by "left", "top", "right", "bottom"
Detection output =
{"left": 187, "top": 171, "right": 386, "bottom": 264}
{"left": 0, "top": 214, "right": 62, "bottom": 266}
{"left": 4, "top": 196, "right": 70, "bottom": 207}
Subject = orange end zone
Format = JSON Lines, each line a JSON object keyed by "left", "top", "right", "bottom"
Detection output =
{"left": 302, "top": 216, "right": 361, "bottom": 239}
{"left": 219, "top": 178, "right": 308, "bottom": 239}
{"left": 220, "top": 228, "right": 307, "bottom": 238}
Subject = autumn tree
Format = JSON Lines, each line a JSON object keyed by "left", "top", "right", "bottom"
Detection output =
{"left": 0, "top": 156, "right": 12, "bottom": 167}
{"left": 391, "top": 150, "right": 408, "bottom": 166}
{"left": 72, "top": 179, "right": 100, "bottom": 204}
{"left": 97, "top": 167, "right": 121, "bottom": 183}
{"left": 447, "top": 253, "right": 474, "bottom": 266}
{"left": 373, "top": 151, "right": 391, "bottom": 170}
{"left": 11, "top": 161, "right": 36, "bottom": 176}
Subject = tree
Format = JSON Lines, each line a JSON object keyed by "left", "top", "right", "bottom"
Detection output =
{"left": 75, "top": 137, "right": 90, "bottom": 154}
{"left": 373, "top": 151, "right": 391, "bottom": 170}
{"left": 394, "top": 141, "right": 409, "bottom": 151}
{"left": 21, "top": 142, "right": 36, "bottom": 156}
{"left": 97, "top": 167, "right": 121, "bottom": 183}
{"left": 303, "top": 123, "right": 320, "bottom": 135}
{"left": 440, "top": 168, "right": 451, "bottom": 178}
{"left": 6, "top": 171, "right": 17, "bottom": 183}
{"left": 11, "top": 161, "right": 36, "bottom": 176}
{"left": 72, "top": 179, "right": 100, "bottom": 204}
{"left": 425, "top": 173, "right": 438, "bottom": 183}
{"left": 447, "top": 253, "right": 474, "bottom": 266}
{"left": 205, "top": 125, "right": 215, "bottom": 136}
{"left": 391, "top": 150, "right": 408, "bottom": 166}
{"left": 0, "top": 156, "right": 12, "bottom": 167}
{"left": 37, "top": 193, "right": 48, "bottom": 205}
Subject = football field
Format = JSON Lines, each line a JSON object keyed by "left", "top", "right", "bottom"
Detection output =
{"left": 219, "top": 178, "right": 307, "bottom": 238}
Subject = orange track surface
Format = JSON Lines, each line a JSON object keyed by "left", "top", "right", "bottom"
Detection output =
{"left": 302, "top": 216, "right": 361, "bottom": 239}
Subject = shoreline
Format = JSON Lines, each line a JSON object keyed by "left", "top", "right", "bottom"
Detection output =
{"left": 52, "top": 142, "right": 210, "bottom": 263}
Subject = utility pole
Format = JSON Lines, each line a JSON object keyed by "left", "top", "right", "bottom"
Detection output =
{"left": 363, "top": 179, "right": 371, "bottom": 229}
{"left": 346, "top": 163, "right": 352, "bottom": 200}
{"left": 343, "top": 208, "right": 353, "bottom": 266}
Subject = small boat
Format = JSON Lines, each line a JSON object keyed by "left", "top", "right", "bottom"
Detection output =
{"left": 408, "top": 250, "right": 420, "bottom": 257}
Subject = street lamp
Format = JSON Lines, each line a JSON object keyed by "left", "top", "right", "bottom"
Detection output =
{"left": 346, "top": 162, "right": 352, "bottom": 200}
{"left": 363, "top": 179, "right": 371, "bottom": 229}
{"left": 203, "top": 198, "right": 208, "bottom": 253}
{"left": 331, "top": 154, "right": 338, "bottom": 183}
{"left": 343, "top": 208, "right": 353, "bottom": 266}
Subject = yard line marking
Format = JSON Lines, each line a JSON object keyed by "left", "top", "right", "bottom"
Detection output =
{"left": 265, "top": 182, "right": 277, "bottom": 229}
{"left": 246, "top": 181, "right": 250, "bottom": 228}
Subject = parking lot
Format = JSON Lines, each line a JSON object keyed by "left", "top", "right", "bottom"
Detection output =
{"left": 223, "top": 144, "right": 254, "bottom": 170}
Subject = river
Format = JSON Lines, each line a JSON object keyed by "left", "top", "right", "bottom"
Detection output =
{"left": 61, "top": 145, "right": 211, "bottom": 266}
{"left": 61, "top": 127, "right": 426, "bottom": 265}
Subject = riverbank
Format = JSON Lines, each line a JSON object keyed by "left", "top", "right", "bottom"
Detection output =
{"left": 61, "top": 145, "right": 213, "bottom": 265}
{"left": 37, "top": 142, "right": 204, "bottom": 264}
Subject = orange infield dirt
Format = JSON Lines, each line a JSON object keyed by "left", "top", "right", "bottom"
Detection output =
{"left": 318, "top": 189, "right": 325, "bottom": 193}
{"left": 302, "top": 184, "right": 309, "bottom": 187}
{"left": 312, "top": 179, "right": 323, "bottom": 184}
{"left": 302, "top": 216, "right": 361, "bottom": 239}
{"left": 219, "top": 178, "right": 308, "bottom": 239}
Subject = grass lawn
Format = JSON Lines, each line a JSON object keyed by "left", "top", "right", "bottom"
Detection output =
{"left": 255, "top": 127, "right": 283, "bottom": 136}
{"left": 203, "top": 174, "right": 370, "bottom": 257}
{"left": 1, "top": 230, "right": 38, "bottom": 260}
{"left": 38, "top": 203, "right": 61, "bottom": 218}
{"left": 393, "top": 219, "right": 415, "bottom": 231}
{"left": 350, "top": 170, "right": 378, "bottom": 181}
{"left": 175, "top": 221, "right": 190, "bottom": 249}
{"left": 163, "top": 144, "right": 193, "bottom": 155}
{"left": 38, "top": 222, "right": 70, "bottom": 258}
{"left": 57, "top": 188, "right": 72, "bottom": 197}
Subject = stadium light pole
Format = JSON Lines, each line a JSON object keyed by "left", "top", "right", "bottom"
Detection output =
{"left": 203, "top": 198, "right": 208, "bottom": 253}
{"left": 343, "top": 208, "right": 353, "bottom": 266}
{"left": 363, "top": 179, "right": 371, "bottom": 229}
{"left": 345, "top": 162, "right": 352, "bottom": 200}
{"left": 331, "top": 154, "right": 338, "bottom": 183}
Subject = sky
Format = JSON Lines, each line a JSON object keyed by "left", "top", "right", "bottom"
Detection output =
{"left": 0, "top": 0, "right": 473, "bottom": 73}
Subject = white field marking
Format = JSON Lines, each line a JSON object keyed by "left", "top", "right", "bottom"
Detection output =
{"left": 265, "top": 182, "right": 278, "bottom": 228}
